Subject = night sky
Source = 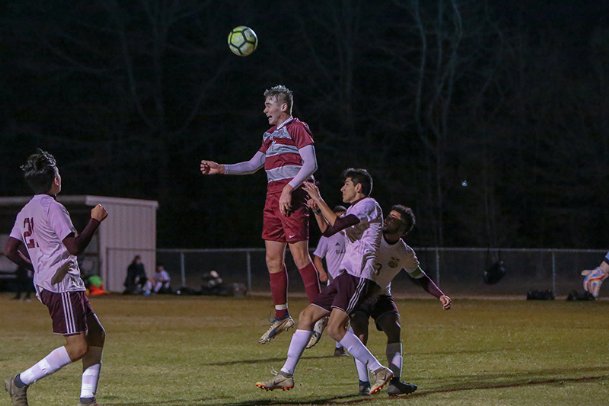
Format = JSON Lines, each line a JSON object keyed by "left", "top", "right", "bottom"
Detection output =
{"left": 1, "top": 0, "right": 608, "bottom": 249}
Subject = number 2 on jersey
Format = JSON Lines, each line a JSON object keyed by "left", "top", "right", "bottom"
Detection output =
{"left": 23, "top": 217, "right": 38, "bottom": 248}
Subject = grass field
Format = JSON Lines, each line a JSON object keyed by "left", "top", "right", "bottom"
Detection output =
{"left": 1, "top": 293, "right": 608, "bottom": 405}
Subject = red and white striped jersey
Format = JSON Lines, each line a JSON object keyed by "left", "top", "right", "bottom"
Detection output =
{"left": 259, "top": 117, "right": 314, "bottom": 194}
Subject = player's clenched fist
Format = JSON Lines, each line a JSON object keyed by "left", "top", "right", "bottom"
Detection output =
{"left": 91, "top": 204, "right": 108, "bottom": 222}
{"left": 200, "top": 160, "right": 224, "bottom": 175}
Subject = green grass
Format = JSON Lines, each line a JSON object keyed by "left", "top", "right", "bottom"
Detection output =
{"left": 1, "top": 293, "right": 608, "bottom": 405}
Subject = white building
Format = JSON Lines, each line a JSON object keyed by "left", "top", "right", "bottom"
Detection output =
{"left": 0, "top": 195, "right": 158, "bottom": 292}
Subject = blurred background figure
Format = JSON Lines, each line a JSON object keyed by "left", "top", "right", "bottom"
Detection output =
{"left": 123, "top": 255, "right": 147, "bottom": 294}
{"left": 201, "top": 270, "right": 227, "bottom": 296}
{"left": 144, "top": 263, "right": 172, "bottom": 295}
{"left": 581, "top": 251, "right": 609, "bottom": 298}
{"left": 13, "top": 263, "right": 33, "bottom": 301}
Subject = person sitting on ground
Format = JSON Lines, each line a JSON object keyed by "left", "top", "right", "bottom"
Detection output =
{"left": 582, "top": 251, "right": 609, "bottom": 298}
{"left": 144, "top": 264, "right": 171, "bottom": 295}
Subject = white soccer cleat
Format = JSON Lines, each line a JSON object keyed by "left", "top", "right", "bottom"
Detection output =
{"left": 305, "top": 316, "right": 328, "bottom": 349}
{"left": 582, "top": 268, "right": 608, "bottom": 298}
{"left": 370, "top": 367, "right": 393, "bottom": 395}
{"left": 258, "top": 316, "right": 295, "bottom": 344}
{"left": 255, "top": 370, "right": 294, "bottom": 391}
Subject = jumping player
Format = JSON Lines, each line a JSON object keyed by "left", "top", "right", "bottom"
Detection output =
{"left": 351, "top": 204, "right": 451, "bottom": 396}
{"left": 4, "top": 149, "right": 108, "bottom": 406}
{"left": 200, "top": 85, "right": 322, "bottom": 343}
{"left": 255, "top": 168, "right": 393, "bottom": 395}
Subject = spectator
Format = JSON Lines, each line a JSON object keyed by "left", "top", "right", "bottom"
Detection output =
{"left": 13, "top": 263, "right": 33, "bottom": 301}
{"left": 123, "top": 255, "right": 147, "bottom": 294}
{"left": 144, "top": 264, "right": 171, "bottom": 295}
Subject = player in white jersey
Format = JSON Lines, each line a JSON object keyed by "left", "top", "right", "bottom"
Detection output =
{"left": 256, "top": 168, "right": 393, "bottom": 395}
{"left": 351, "top": 204, "right": 451, "bottom": 396}
{"left": 3, "top": 149, "right": 108, "bottom": 406}
{"left": 308, "top": 205, "right": 347, "bottom": 353}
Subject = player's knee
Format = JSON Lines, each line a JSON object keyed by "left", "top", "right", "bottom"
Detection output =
{"left": 326, "top": 323, "right": 344, "bottom": 341}
{"left": 350, "top": 313, "right": 367, "bottom": 335}
{"left": 67, "top": 341, "right": 89, "bottom": 361}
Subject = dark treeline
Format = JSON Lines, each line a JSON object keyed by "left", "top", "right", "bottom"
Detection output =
{"left": 1, "top": 0, "right": 608, "bottom": 249}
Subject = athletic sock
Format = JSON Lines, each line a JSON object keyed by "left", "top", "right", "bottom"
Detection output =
{"left": 280, "top": 329, "right": 312, "bottom": 375}
{"left": 269, "top": 268, "right": 289, "bottom": 319}
{"left": 386, "top": 342, "right": 403, "bottom": 380}
{"left": 81, "top": 363, "right": 101, "bottom": 399}
{"left": 354, "top": 358, "right": 369, "bottom": 382}
{"left": 339, "top": 330, "right": 382, "bottom": 373}
{"left": 298, "top": 262, "right": 321, "bottom": 302}
{"left": 19, "top": 346, "right": 72, "bottom": 385}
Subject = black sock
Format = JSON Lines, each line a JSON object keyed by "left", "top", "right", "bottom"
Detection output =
{"left": 14, "top": 374, "right": 26, "bottom": 388}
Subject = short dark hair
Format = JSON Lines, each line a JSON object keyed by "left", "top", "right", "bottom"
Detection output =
{"left": 20, "top": 149, "right": 58, "bottom": 194}
{"left": 342, "top": 168, "right": 373, "bottom": 196}
{"left": 391, "top": 204, "right": 415, "bottom": 235}
{"left": 333, "top": 205, "right": 347, "bottom": 213}
{"left": 264, "top": 85, "right": 293, "bottom": 114}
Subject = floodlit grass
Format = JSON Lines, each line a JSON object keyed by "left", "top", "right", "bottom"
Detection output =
{"left": 1, "top": 293, "right": 608, "bottom": 405}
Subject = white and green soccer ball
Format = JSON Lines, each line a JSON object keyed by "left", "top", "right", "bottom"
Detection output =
{"left": 228, "top": 26, "right": 258, "bottom": 57}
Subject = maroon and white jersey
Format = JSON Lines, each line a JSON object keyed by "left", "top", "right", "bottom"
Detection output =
{"left": 259, "top": 117, "right": 314, "bottom": 194}
{"left": 9, "top": 194, "right": 85, "bottom": 295}
{"left": 340, "top": 197, "right": 383, "bottom": 280}
{"left": 313, "top": 231, "right": 346, "bottom": 280}
{"left": 372, "top": 236, "right": 422, "bottom": 296}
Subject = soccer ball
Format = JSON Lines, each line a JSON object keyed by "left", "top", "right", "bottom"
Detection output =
{"left": 228, "top": 26, "right": 258, "bottom": 57}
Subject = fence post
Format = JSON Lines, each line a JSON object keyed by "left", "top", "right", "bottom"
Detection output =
{"left": 180, "top": 251, "right": 186, "bottom": 288}
{"left": 435, "top": 248, "right": 441, "bottom": 284}
{"left": 551, "top": 250, "right": 556, "bottom": 295}
{"left": 246, "top": 250, "right": 252, "bottom": 292}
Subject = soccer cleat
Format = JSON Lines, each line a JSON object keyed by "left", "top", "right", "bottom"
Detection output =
{"left": 258, "top": 315, "right": 295, "bottom": 344}
{"left": 358, "top": 380, "right": 371, "bottom": 396}
{"left": 255, "top": 371, "right": 294, "bottom": 391}
{"left": 582, "top": 268, "right": 608, "bottom": 298}
{"left": 305, "top": 317, "right": 328, "bottom": 349}
{"left": 78, "top": 397, "right": 98, "bottom": 406}
{"left": 4, "top": 375, "right": 29, "bottom": 406}
{"left": 333, "top": 346, "right": 347, "bottom": 357}
{"left": 387, "top": 380, "right": 418, "bottom": 396}
{"left": 370, "top": 367, "right": 393, "bottom": 395}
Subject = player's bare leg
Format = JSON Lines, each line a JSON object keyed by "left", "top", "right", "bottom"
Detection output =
{"left": 259, "top": 241, "right": 294, "bottom": 344}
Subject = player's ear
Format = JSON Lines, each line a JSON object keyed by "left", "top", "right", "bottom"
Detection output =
{"left": 280, "top": 103, "right": 288, "bottom": 113}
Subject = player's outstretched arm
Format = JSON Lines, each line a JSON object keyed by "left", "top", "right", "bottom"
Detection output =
{"left": 201, "top": 152, "right": 265, "bottom": 176}
{"left": 63, "top": 204, "right": 108, "bottom": 256}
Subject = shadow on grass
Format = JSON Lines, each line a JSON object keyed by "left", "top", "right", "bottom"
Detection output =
{"left": 409, "top": 372, "right": 609, "bottom": 399}
{"left": 204, "top": 354, "right": 335, "bottom": 366}
{"left": 99, "top": 372, "right": 609, "bottom": 405}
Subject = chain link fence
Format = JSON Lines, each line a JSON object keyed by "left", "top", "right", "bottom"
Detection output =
{"left": 112, "top": 247, "right": 605, "bottom": 298}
